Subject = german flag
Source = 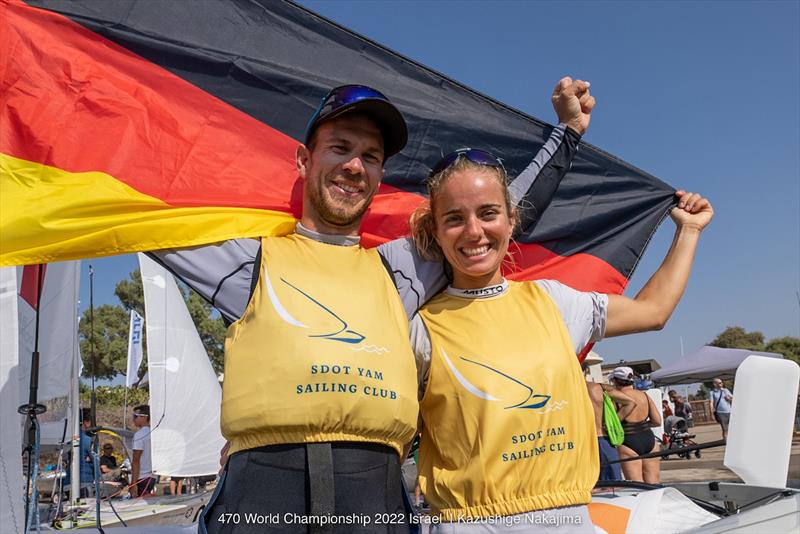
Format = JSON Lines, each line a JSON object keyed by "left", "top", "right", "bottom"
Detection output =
{"left": 1, "top": 0, "right": 675, "bottom": 296}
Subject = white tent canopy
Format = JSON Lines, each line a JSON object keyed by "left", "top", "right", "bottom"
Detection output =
{"left": 651, "top": 345, "right": 783, "bottom": 385}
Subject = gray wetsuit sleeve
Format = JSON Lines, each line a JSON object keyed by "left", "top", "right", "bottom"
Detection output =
{"left": 378, "top": 238, "right": 447, "bottom": 320}
{"left": 408, "top": 314, "right": 432, "bottom": 400}
{"left": 534, "top": 279, "right": 608, "bottom": 354}
{"left": 508, "top": 123, "right": 570, "bottom": 204}
{"left": 146, "top": 238, "right": 259, "bottom": 324}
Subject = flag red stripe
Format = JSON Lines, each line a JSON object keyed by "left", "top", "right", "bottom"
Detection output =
{"left": 2, "top": 0, "right": 427, "bottom": 239}
{"left": 3, "top": 1, "right": 292, "bottom": 211}
{"left": 508, "top": 243, "right": 627, "bottom": 295}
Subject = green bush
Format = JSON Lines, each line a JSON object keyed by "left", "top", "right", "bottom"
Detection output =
{"left": 79, "top": 385, "right": 149, "bottom": 407}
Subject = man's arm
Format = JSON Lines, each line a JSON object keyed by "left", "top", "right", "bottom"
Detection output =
{"left": 147, "top": 238, "right": 260, "bottom": 324}
{"left": 605, "top": 191, "right": 713, "bottom": 337}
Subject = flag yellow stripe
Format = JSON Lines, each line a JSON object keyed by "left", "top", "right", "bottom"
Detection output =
{"left": 0, "top": 154, "right": 297, "bottom": 266}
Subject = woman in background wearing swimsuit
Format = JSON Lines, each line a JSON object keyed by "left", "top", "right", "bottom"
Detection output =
{"left": 609, "top": 366, "right": 662, "bottom": 483}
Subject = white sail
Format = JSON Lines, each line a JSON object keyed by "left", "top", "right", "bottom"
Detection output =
{"left": 16, "top": 261, "right": 81, "bottom": 445}
{"left": 0, "top": 267, "right": 24, "bottom": 534}
{"left": 138, "top": 253, "right": 225, "bottom": 477}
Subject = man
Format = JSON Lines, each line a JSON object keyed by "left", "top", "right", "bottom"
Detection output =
{"left": 130, "top": 405, "right": 155, "bottom": 497}
{"left": 99, "top": 443, "right": 117, "bottom": 474}
{"left": 710, "top": 378, "right": 734, "bottom": 440}
{"left": 585, "top": 368, "right": 633, "bottom": 481}
{"left": 164, "top": 80, "right": 594, "bottom": 533}
{"left": 100, "top": 442, "right": 124, "bottom": 482}
{"left": 64, "top": 408, "right": 94, "bottom": 492}
{"left": 668, "top": 390, "right": 693, "bottom": 423}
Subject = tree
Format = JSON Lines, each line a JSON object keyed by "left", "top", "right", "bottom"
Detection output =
{"left": 765, "top": 336, "right": 800, "bottom": 365}
{"left": 77, "top": 269, "right": 227, "bottom": 379}
{"left": 79, "top": 304, "right": 130, "bottom": 379}
{"left": 115, "top": 269, "right": 144, "bottom": 316}
{"left": 690, "top": 384, "right": 708, "bottom": 400}
{"left": 709, "top": 326, "right": 765, "bottom": 351}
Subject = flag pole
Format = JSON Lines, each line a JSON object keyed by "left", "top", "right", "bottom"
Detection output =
{"left": 87, "top": 265, "right": 104, "bottom": 529}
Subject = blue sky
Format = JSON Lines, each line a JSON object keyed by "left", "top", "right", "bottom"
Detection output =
{"left": 79, "top": 0, "right": 799, "bottom": 372}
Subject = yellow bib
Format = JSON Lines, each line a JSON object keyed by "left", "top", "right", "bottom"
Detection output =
{"left": 222, "top": 234, "right": 418, "bottom": 456}
{"left": 418, "top": 281, "right": 598, "bottom": 520}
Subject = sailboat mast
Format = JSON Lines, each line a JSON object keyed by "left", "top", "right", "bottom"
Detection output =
{"left": 18, "top": 264, "right": 47, "bottom": 531}
{"left": 69, "top": 302, "right": 81, "bottom": 517}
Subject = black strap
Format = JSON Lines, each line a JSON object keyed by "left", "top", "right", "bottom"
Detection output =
{"left": 249, "top": 243, "right": 263, "bottom": 299}
{"left": 306, "top": 443, "right": 334, "bottom": 534}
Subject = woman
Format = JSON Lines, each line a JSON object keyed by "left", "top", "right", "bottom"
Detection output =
{"left": 408, "top": 150, "right": 712, "bottom": 532}
{"left": 609, "top": 366, "right": 662, "bottom": 484}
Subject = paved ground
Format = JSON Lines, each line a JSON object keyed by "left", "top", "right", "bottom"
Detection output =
{"left": 658, "top": 423, "right": 800, "bottom": 486}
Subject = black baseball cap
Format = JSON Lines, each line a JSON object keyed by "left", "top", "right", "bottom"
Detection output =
{"left": 304, "top": 85, "right": 408, "bottom": 159}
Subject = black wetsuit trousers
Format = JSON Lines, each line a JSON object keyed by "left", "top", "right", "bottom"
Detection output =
{"left": 201, "top": 442, "right": 410, "bottom": 534}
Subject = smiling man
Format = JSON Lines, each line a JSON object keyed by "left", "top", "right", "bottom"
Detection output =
{"left": 162, "top": 81, "right": 593, "bottom": 534}
{"left": 300, "top": 114, "right": 389, "bottom": 233}
{"left": 202, "top": 86, "right": 423, "bottom": 534}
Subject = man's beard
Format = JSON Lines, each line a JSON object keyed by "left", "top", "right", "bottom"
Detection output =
{"left": 308, "top": 172, "right": 373, "bottom": 229}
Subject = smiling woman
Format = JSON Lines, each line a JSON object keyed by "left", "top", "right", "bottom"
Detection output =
{"left": 408, "top": 146, "right": 713, "bottom": 531}
{"left": 412, "top": 150, "right": 515, "bottom": 289}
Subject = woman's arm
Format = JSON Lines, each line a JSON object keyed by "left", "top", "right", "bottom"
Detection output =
{"left": 606, "top": 387, "right": 637, "bottom": 421}
{"left": 647, "top": 395, "right": 663, "bottom": 427}
{"left": 605, "top": 191, "right": 713, "bottom": 337}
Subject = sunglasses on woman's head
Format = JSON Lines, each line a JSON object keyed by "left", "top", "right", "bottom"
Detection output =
{"left": 428, "top": 148, "right": 505, "bottom": 179}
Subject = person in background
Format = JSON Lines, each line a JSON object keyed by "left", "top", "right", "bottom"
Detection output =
{"left": 668, "top": 390, "right": 684, "bottom": 417}
{"left": 585, "top": 366, "right": 633, "bottom": 482}
{"left": 130, "top": 405, "right": 155, "bottom": 497}
{"left": 710, "top": 378, "right": 733, "bottom": 440}
{"left": 65, "top": 408, "right": 94, "bottom": 491}
{"left": 170, "top": 477, "right": 185, "bottom": 496}
{"left": 99, "top": 443, "right": 117, "bottom": 473}
{"left": 668, "top": 390, "right": 693, "bottom": 427}
{"left": 609, "top": 367, "right": 662, "bottom": 483}
{"left": 662, "top": 399, "right": 673, "bottom": 419}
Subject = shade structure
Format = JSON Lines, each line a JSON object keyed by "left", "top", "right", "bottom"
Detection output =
{"left": 650, "top": 346, "right": 783, "bottom": 385}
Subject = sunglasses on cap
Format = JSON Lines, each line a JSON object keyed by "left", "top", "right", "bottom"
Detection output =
{"left": 428, "top": 148, "right": 505, "bottom": 179}
{"left": 308, "top": 85, "right": 390, "bottom": 125}
{"left": 304, "top": 84, "right": 408, "bottom": 158}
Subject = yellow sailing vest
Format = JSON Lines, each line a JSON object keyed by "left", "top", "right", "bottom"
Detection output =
{"left": 418, "top": 281, "right": 598, "bottom": 520}
{"left": 222, "top": 234, "right": 418, "bottom": 456}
